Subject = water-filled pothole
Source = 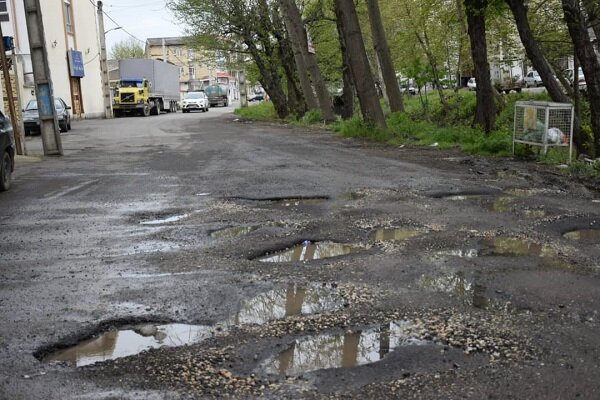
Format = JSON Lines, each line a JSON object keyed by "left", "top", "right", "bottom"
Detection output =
{"left": 257, "top": 241, "right": 362, "bottom": 263}
{"left": 372, "top": 228, "right": 421, "bottom": 241}
{"left": 271, "top": 197, "right": 328, "bottom": 207}
{"left": 140, "top": 214, "right": 189, "bottom": 225}
{"left": 563, "top": 229, "right": 600, "bottom": 242}
{"left": 487, "top": 197, "right": 514, "bottom": 212}
{"left": 480, "top": 237, "right": 567, "bottom": 269}
{"left": 260, "top": 320, "right": 430, "bottom": 376}
{"left": 419, "top": 273, "right": 514, "bottom": 312}
{"left": 44, "top": 323, "right": 214, "bottom": 367}
{"left": 211, "top": 225, "right": 259, "bottom": 239}
{"left": 230, "top": 284, "right": 344, "bottom": 325}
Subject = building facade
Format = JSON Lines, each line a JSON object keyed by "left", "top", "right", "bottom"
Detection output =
{"left": 1, "top": 0, "right": 104, "bottom": 119}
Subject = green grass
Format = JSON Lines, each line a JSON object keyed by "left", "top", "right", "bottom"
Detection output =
{"left": 234, "top": 102, "right": 278, "bottom": 121}
{"left": 234, "top": 90, "right": 587, "bottom": 165}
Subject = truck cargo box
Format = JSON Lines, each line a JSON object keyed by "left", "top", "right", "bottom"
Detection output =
{"left": 117, "top": 59, "right": 179, "bottom": 101}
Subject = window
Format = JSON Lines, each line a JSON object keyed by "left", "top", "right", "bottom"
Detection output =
{"left": 0, "top": 0, "right": 9, "bottom": 22}
{"left": 188, "top": 67, "right": 195, "bottom": 80}
{"left": 64, "top": 1, "right": 74, "bottom": 34}
{"left": 187, "top": 49, "right": 194, "bottom": 59}
{"left": 179, "top": 67, "right": 184, "bottom": 76}
{"left": 174, "top": 47, "right": 181, "bottom": 57}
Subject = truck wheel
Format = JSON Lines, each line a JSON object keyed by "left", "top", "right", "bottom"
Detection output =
{"left": 151, "top": 100, "right": 160, "bottom": 116}
{"left": 114, "top": 110, "right": 121, "bottom": 118}
{"left": 142, "top": 104, "right": 150, "bottom": 117}
{"left": 0, "top": 150, "right": 11, "bottom": 191}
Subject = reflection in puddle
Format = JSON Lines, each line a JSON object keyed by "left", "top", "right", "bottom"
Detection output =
{"left": 445, "top": 195, "right": 485, "bottom": 201}
{"left": 480, "top": 237, "right": 567, "bottom": 269}
{"left": 343, "top": 191, "right": 367, "bottom": 200}
{"left": 140, "top": 214, "right": 189, "bottom": 225}
{"left": 261, "top": 321, "right": 428, "bottom": 376}
{"left": 211, "top": 225, "right": 259, "bottom": 239}
{"left": 419, "top": 273, "right": 515, "bottom": 312}
{"left": 563, "top": 229, "right": 600, "bottom": 242}
{"left": 231, "top": 284, "right": 343, "bottom": 325}
{"left": 258, "top": 241, "right": 362, "bottom": 263}
{"left": 45, "top": 324, "right": 213, "bottom": 367}
{"left": 523, "top": 209, "right": 546, "bottom": 218}
{"left": 372, "top": 228, "right": 420, "bottom": 241}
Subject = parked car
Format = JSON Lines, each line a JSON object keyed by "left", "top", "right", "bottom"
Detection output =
{"left": 23, "top": 97, "right": 71, "bottom": 135}
{"left": 567, "top": 67, "right": 587, "bottom": 91}
{"left": 248, "top": 92, "right": 264, "bottom": 102}
{"left": 467, "top": 77, "right": 476, "bottom": 91}
{"left": 524, "top": 70, "right": 543, "bottom": 87}
{"left": 181, "top": 91, "right": 209, "bottom": 113}
{"left": 0, "top": 110, "right": 15, "bottom": 191}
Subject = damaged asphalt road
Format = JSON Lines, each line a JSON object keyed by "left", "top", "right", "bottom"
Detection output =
{"left": 1, "top": 108, "right": 599, "bottom": 399}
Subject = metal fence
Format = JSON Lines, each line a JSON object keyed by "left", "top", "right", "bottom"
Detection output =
{"left": 513, "top": 101, "right": 574, "bottom": 162}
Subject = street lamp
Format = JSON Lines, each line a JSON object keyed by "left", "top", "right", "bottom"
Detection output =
{"left": 104, "top": 26, "right": 122, "bottom": 34}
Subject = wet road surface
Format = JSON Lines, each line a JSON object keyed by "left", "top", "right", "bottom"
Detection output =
{"left": 1, "top": 105, "right": 599, "bottom": 399}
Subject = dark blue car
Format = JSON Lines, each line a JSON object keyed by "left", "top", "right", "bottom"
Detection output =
{"left": 0, "top": 110, "right": 15, "bottom": 191}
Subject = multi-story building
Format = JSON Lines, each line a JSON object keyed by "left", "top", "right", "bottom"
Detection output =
{"left": 145, "top": 37, "right": 237, "bottom": 100}
{"left": 0, "top": 0, "right": 104, "bottom": 119}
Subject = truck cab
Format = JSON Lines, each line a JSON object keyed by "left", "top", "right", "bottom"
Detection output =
{"left": 112, "top": 78, "right": 154, "bottom": 117}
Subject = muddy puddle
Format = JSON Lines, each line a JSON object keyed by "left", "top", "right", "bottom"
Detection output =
{"left": 487, "top": 197, "right": 514, "bottom": 212}
{"left": 419, "top": 273, "right": 514, "bottom": 312}
{"left": 372, "top": 228, "right": 421, "bottom": 242}
{"left": 563, "top": 229, "right": 600, "bottom": 242}
{"left": 260, "top": 320, "right": 430, "bottom": 376}
{"left": 211, "top": 225, "right": 259, "bottom": 239}
{"left": 257, "top": 241, "right": 362, "bottom": 263}
{"left": 230, "top": 284, "right": 344, "bottom": 326}
{"left": 44, "top": 324, "right": 214, "bottom": 367}
{"left": 270, "top": 197, "right": 327, "bottom": 208}
{"left": 480, "top": 237, "right": 567, "bottom": 269}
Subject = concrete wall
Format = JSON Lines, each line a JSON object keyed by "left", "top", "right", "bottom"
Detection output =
{"left": 1, "top": 0, "right": 104, "bottom": 119}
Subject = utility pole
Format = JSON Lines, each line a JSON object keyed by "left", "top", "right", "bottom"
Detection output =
{"left": 23, "top": 0, "right": 62, "bottom": 156}
{"left": 0, "top": 25, "right": 24, "bottom": 155}
{"left": 97, "top": 1, "right": 112, "bottom": 119}
{"left": 239, "top": 70, "right": 247, "bottom": 108}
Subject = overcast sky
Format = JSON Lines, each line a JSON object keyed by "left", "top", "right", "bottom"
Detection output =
{"left": 101, "top": 0, "right": 184, "bottom": 54}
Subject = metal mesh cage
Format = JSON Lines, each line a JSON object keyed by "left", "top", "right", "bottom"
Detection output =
{"left": 513, "top": 101, "right": 574, "bottom": 162}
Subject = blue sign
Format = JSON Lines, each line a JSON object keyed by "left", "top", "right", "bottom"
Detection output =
{"left": 2, "top": 36, "right": 14, "bottom": 51}
{"left": 68, "top": 50, "right": 85, "bottom": 78}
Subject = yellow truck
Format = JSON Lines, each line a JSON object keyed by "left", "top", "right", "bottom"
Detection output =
{"left": 112, "top": 59, "right": 179, "bottom": 117}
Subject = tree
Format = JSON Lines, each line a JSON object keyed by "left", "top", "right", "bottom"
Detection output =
{"left": 110, "top": 38, "right": 144, "bottom": 59}
{"left": 464, "top": 0, "right": 496, "bottom": 133}
{"left": 279, "top": 0, "right": 335, "bottom": 122}
{"left": 562, "top": 0, "right": 600, "bottom": 156}
{"left": 334, "top": 0, "right": 387, "bottom": 128}
{"left": 366, "top": 0, "right": 404, "bottom": 113}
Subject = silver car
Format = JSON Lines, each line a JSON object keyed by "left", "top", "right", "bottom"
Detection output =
{"left": 23, "top": 97, "right": 72, "bottom": 135}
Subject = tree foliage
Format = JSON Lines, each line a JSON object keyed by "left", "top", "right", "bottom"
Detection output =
{"left": 110, "top": 38, "right": 145, "bottom": 60}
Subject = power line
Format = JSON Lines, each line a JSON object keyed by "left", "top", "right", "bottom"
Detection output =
{"left": 88, "top": 0, "right": 146, "bottom": 44}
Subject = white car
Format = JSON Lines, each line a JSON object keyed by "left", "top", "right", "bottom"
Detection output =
{"left": 524, "top": 70, "right": 543, "bottom": 87}
{"left": 567, "top": 67, "right": 586, "bottom": 91}
{"left": 182, "top": 91, "right": 209, "bottom": 113}
{"left": 467, "top": 77, "right": 476, "bottom": 91}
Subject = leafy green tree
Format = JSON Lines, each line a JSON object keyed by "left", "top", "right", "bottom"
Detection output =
{"left": 110, "top": 38, "right": 144, "bottom": 60}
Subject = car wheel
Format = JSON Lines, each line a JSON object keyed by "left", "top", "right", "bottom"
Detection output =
{"left": 59, "top": 121, "right": 67, "bottom": 132}
{"left": 0, "top": 150, "right": 11, "bottom": 191}
{"left": 67, "top": 118, "right": 71, "bottom": 130}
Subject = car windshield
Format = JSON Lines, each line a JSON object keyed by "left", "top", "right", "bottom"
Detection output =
{"left": 185, "top": 92, "right": 205, "bottom": 99}
{"left": 25, "top": 100, "right": 64, "bottom": 111}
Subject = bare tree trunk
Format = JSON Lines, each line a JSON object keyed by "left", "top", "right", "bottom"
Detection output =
{"left": 280, "top": 0, "right": 335, "bottom": 122}
{"left": 366, "top": 0, "right": 404, "bottom": 113}
{"left": 334, "top": 3, "right": 355, "bottom": 119}
{"left": 455, "top": 0, "right": 469, "bottom": 90}
{"left": 465, "top": 0, "right": 496, "bottom": 133}
{"left": 334, "top": 0, "right": 387, "bottom": 128}
{"left": 562, "top": 0, "right": 600, "bottom": 156}
{"left": 416, "top": 30, "right": 450, "bottom": 113}
{"left": 276, "top": 0, "right": 318, "bottom": 112}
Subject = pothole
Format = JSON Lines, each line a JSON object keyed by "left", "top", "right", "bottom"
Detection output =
{"left": 211, "top": 225, "right": 260, "bottom": 239}
{"left": 257, "top": 240, "right": 363, "bottom": 263}
{"left": 230, "top": 283, "right": 344, "bottom": 326}
{"left": 427, "top": 190, "right": 492, "bottom": 200}
{"left": 419, "top": 273, "right": 516, "bottom": 312}
{"left": 140, "top": 214, "right": 190, "bottom": 225}
{"left": 259, "top": 320, "right": 431, "bottom": 376}
{"left": 43, "top": 323, "right": 215, "bottom": 367}
{"left": 269, "top": 197, "right": 328, "bottom": 208}
{"left": 487, "top": 197, "right": 514, "bottom": 212}
{"left": 372, "top": 228, "right": 421, "bottom": 242}
{"left": 479, "top": 237, "right": 568, "bottom": 269}
{"left": 563, "top": 229, "right": 600, "bottom": 242}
